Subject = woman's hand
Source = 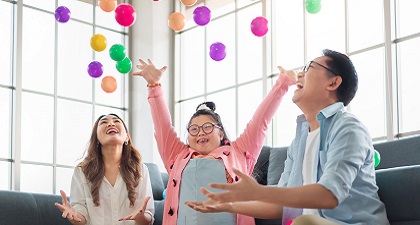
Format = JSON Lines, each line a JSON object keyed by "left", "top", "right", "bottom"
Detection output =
{"left": 132, "top": 58, "right": 167, "bottom": 85}
{"left": 54, "top": 190, "right": 83, "bottom": 223}
{"left": 119, "top": 196, "right": 152, "bottom": 225}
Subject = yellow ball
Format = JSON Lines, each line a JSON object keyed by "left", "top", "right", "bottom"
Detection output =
{"left": 90, "top": 34, "right": 107, "bottom": 52}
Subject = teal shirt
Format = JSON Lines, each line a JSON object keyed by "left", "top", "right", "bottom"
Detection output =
{"left": 278, "top": 102, "right": 389, "bottom": 225}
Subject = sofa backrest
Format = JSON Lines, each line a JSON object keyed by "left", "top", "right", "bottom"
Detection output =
{"left": 0, "top": 190, "right": 71, "bottom": 225}
{"left": 374, "top": 135, "right": 420, "bottom": 169}
{"left": 145, "top": 162, "right": 166, "bottom": 201}
{"left": 376, "top": 165, "right": 420, "bottom": 225}
{"left": 252, "top": 146, "right": 288, "bottom": 186}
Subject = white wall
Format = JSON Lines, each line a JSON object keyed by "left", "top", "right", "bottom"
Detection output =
{"left": 129, "top": 0, "right": 174, "bottom": 168}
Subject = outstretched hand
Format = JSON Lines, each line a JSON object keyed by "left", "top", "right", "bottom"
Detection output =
{"left": 132, "top": 58, "right": 167, "bottom": 85}
{"left": 119, "top": 196, "right": 152, "bottom": 224}
{"left": 54, "top": 190, "right": 83, "bottom": 223}
{"left": 185, "top": 188, "right": 234, "bottom": 213}
{"left": 201, "top": 168, "right": 264, "bottom": 203}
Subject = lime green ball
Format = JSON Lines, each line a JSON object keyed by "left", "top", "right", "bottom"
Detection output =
{"left": 305, "top": 0, "right": 321, "bottom": 14}
{"left": 374, "top": 150, "right": 381, "bottom": 167}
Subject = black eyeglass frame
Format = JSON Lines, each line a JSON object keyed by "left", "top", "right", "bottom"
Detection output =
{"left": 187, "top": 122, "right": 221, "bottom": 136}
{"left": 303, "top": 61, "right": 339, "bottom": 76}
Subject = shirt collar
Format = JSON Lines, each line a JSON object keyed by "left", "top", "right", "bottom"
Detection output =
{"left": 296, "top": 102, "right": 344, "bottom": 123}
{"left": 317, "top": 102, "right": 344, "bottom": 121}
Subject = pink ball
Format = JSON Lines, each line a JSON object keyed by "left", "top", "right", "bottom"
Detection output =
{"left": 286, "top": 220, "right": 293, "bottom": 225}
{"left": 115, "top": 3, "right": 136, "bottom": 27}
{"left": 250, "top": 16, "right": 268, "bottom": 37}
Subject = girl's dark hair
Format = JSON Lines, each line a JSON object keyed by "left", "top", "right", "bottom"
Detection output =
{"left": 322, "top": 49, "right": 358, "bottom": 106}
{"left": 79, "top": 113, "right": 142, "bottom": 207}
{"left": 188, "top": 101, "right": 230, "bottom": 146}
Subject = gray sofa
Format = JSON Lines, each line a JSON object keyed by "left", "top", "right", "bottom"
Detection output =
{"left": 0, "top": 135, "right": 419, "bottom": 225}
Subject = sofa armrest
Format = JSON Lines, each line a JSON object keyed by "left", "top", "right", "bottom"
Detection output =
{"left": 376, "top": 165, "right": 420, "bottom": 224}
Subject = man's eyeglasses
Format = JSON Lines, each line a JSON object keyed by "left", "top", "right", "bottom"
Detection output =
{"left": 303, "top": 61, "right": 339, "bottom": 76}
{"left": 187, "top": 122, "right": 221, "bottom": 136}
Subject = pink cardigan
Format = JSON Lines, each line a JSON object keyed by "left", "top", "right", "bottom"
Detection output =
{"left": 148, "top": 73, "right": 294, "bottom": 225}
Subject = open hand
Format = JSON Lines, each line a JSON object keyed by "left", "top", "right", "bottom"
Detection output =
{"left": 203, "top": 168, "right": 263, "bottom": 203}
{"left": 119, "top": 196, "right": 152, "bottom": 224}
{"left": 54, "top": 190, "right": 82, "bottom": 223}
{"left": 185, "top": 188, "right": 233, "bottom": 213}
{"left": 132, "top": 58, "right": 167, "bottom": 85}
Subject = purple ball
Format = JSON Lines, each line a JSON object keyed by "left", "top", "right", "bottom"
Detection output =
{"left": 55, "top": 6, "right": 71, "bottom": 23}
{"left": 193, "top": 6, "right": 211, "bottom": 26}
{"left": 87, "top": 61, "right": 104, "bottom": 78}
{"left": 209, "top": 42, "right": 226, "bottom": 61}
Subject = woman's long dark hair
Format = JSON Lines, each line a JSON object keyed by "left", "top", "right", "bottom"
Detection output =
{"left": 79, "top": 113, "right": 142, "bottom": 207}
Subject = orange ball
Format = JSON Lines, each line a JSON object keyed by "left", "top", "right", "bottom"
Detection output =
{"left": 101, "top": 76, "right": 117, "bottom": 93}
{"left": 168, "top": 12, "right": 185, "bottom": 31}
{"left": 99, "top": 0, "right": 116, "bottom": 12}
{"left": 180, "top": 0, "right": 197, "bottom": 6}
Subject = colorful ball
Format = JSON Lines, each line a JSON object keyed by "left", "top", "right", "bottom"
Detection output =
{"left": 99, "top": 0, "right": 116, "bottom": 12}
{"left": 250, "top": 16, "right": 268, "bottom": 37}
{"left": 54, "top": 6, "right": 71, "bottom": 23}
{"left": 90, "top": 34, "right": 107, "bottom": 52}
{"left": 109, "top": 44, "right": 126, "bottom": 61}
{"left": 87, "top": 61, "right": 104, "bottom": 78}
{"left": 168, "top": 12, "right": 185, "bottom": 31}
{"left": 305, "top": 0, "right": 321, "bottom": 14}
{"left": 115, "top": 3, "right": 136, "bottom": 27}
{"left": 209, "top": 42, "right": 226, "bottom": 61}
{"left": 101, "top": 76, "right": 117, "bottom": 93}
{"left": 180, "top": 0, "right": 197, "bottom": 6}
{"left": 116, "top": 57, "right": 132, "bottom": 74}
{"left": 162, "top": 188, "right": 167, "bottom": 199}
{"left": 374, "top": 150, "right": 381, "bottom": 167}
{"left": 193, "top": 6, "right": 211, "bottom": 26}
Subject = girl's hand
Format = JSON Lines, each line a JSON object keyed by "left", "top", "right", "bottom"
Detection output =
{"left": 132, "top": 58, "right": 167, "bottom": 85}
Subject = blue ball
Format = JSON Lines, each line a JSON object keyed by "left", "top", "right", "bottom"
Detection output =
{"left": 162, "top": 188, "right": 167, "bottom": 199}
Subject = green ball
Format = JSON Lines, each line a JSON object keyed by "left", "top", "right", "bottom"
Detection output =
{"left": 116, "top": 57, "right": 132, "bottom": 74}
{"left": 374, "top": 150, "right": 381, "bottom": 167}
{"left": 109, "top": 44, "right": 126, "bottom": 61}
{"left": 305, "top": 0, "right": 321, "bottom": 14}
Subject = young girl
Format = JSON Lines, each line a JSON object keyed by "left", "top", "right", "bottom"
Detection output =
{"left": 133, "top": 59, "right": 296, "bottom": 225}
{"left": 55, "top": 114, "right": 154, "bottom": 225}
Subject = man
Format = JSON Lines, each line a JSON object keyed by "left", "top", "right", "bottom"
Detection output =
{"left": 186, "top": 49, "right": 390, "bottom": 225}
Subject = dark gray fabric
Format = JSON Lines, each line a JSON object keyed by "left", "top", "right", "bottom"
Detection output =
{"left": 145, "top": 162, "right": 165, "bottom": 201}
{"left": 267, "top": 147, "right": 288, "bottom": 185}
{"left": 0, "top": 190, "right": 71, "bottom": 225}
{"left": 33, "top": 193, "right": 72, "bottom": 225}
{"left": 376, "top": 165, "right": 420, "bottom": 225}
{"left": 252, "top": 146, "right": 271, "bottom": 185}
{"left": 374, "top": 135, "right": 420, "bottom": 170}
{"left": 153, "top": 200, "right": 165, "bottom": 225}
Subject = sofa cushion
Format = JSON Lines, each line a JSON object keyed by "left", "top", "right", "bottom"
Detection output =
{"left": 252, "top": 146, "right": 271, "bottom": 185}
{"left": 267, "top": 147, "right": 288, "bottom": 185}
{"left": 376, "top": 165, "right": 420, "bottom": 225}
{"left": 145, "top": 163, "right": 165, "bottom": 201}
{"left": 33, "top": 193, "right": 72, "bottom": 225}
{"left": 374, "top": 135, "right": 420, "bottom": 170}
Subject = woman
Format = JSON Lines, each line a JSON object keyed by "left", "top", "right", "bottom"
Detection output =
{"left": 55, "top": 114, "right": 154, "bottom": 225}
{"left": 132, "top": 59, "right": 296, "bottom": 225}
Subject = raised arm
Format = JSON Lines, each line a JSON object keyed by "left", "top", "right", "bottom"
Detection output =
{"left": 133, "top": 59, "right": 187, "bottom": 171}
{"left": 233, "top": 67, "right": 296, "bottom": 167}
